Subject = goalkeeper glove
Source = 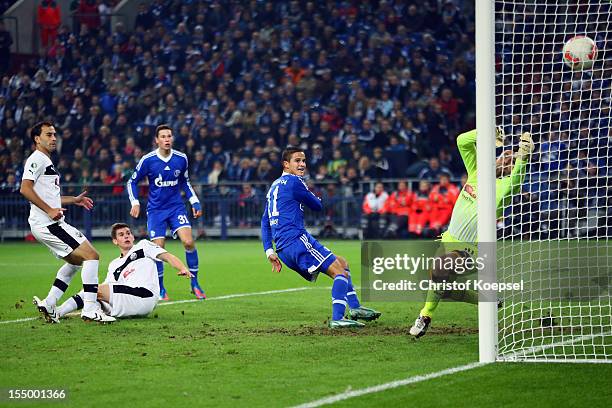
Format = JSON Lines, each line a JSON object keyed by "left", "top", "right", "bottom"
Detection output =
{"left": 495, "top": 126, "right": 505, "bottom": 147}
{"left": 516, "top": 132, "right": 535, "bottom": 161}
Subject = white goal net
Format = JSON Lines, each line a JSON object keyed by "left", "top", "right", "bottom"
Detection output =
{"left": 495, "top": 0, "right": 611, "bottom": 362}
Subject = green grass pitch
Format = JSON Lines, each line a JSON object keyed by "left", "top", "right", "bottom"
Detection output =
{"left": 0, "top": 240, "right": 610, "bottom": 407}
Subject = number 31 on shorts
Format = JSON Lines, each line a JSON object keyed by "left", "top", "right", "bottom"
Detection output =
{"left": 178, "top": 214, "right": 189, "bottom": 224}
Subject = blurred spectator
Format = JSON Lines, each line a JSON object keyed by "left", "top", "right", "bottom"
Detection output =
{"left": 429, "top": 173, "right": 460, "bottom": 234}
{"left": 255, "top": 158, "right": 275, "bottom": 183}
{"left": 236, "top": 183, "right": 259, "bottom": 227}
{"left": 383, "top": 181, "right": 413, "bottom": 238}
{"left": 371, "top": 147, "right": 391, "bottom": 179}
{"left": 362, "top": 182, "right": 388, "bottom": 239}
{"left": 0, "top": 171, "right": 19, "bottom": 195}
{"left": 418, "top": 157, "right": 452, "bottom": 180}
{"left": 207, "top": 161, "right": 224, "bottom": 186}
{"left": 409, "top": 180, "right": 432, "bottom": 237}
{"left": 236, "top": 158, "right": 254, "bottom": 182}
{"left": 106, "top": 164, "right": 124, "bottom": 196}
{"left": 37, "top": 0, "right": 61, "bottom": 50}
{"left": 78, "top": 0, "right": 101, "bottom": 32}
{"left": 357, "top": 156, "right": 377, "bottom": 181}
{"left": 327, "top": 150, "right": 347, "bottom": 179}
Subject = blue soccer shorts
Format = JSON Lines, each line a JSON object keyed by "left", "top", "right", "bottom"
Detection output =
{"left": 277, "top": 233, "right": 337, "bottom": 281}
{"left": 147, "top": 206, "right": 191, "bottom": 240}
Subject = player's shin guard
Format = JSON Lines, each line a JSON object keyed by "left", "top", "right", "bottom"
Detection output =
{"left": 331, "top": 275, "right": 349, "bottom": 321}
{"left": 81, "top": 260, "right": 99, "bottom": 313}
{"left": 46, "top": 263, "right": 80, "bottom": 307}
{"left": 185, "top": 248, "right": 199, "bottom": 286}
{"left": 156, "top": 260, "right": 165, "bottom": 290}
{"left": 57, "top": 293, "right": 84, "bottom": 317}
{"left": 345, "top": 268, "right": 361, "bottom": 309}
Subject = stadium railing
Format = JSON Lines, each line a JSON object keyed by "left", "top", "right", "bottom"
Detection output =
{"left": 0, "top": 178, "right": 460, "bottom": 240}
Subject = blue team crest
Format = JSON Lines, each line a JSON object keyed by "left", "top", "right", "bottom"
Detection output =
{"left": 174, "top": 170, "right": 180, "bottom": 177}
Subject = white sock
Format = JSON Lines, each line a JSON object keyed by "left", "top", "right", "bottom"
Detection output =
{"left": 45, "top": 263, "right": 80, "bottom": 307}
{"left": 57, "top": 292, "right": 84, "bottom": 317}
{"left": 80, "top": 260, "right": 99, "bottom": 312}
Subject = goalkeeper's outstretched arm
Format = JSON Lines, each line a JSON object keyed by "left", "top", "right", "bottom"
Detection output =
{"left": 456, "top": 129, "right": 477, "bottom": 180}
{"left": 496, "top": 132, "right": 534, "bottom": 215}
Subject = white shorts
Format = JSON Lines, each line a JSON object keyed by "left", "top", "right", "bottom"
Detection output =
{"left": 109, "top": 284, "right": 158, "bottom": 318}
{"left": 31, "top": 221, "right": 88, "bottom": 259}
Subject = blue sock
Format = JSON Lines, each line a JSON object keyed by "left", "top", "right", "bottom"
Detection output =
{"left": 345, "top": 268, "right": 361, "bottom": 309}
{"left": 331, "top": 275, "right": 349, "bottom": 321}
{"left": 186, "top": 248, "right": 199, "bottom": 287}
{"left": 157, "top": 260, "right": 165, "bottom": 291}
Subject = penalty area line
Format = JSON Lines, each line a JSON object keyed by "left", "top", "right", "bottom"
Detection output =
{"left": 291, "top": 362, "right": 488, "bottom": 408}
{"left": 0, "top": 287, "right": 312, "bottom": 325}
{"left": 157, "top": 286, "right": 312, "bottom": 306}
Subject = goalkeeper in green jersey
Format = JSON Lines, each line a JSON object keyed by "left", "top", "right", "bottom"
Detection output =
{"left": 409, "top": 127, "right": 535, "bottom": 338}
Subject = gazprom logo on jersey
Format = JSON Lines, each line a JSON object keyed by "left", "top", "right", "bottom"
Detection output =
{"left": 154, "top": 174, "right": 179, "bottom": 187}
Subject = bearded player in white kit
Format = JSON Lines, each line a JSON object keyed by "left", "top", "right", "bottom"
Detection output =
{"left": 20, "top": 121, "right": 115, "bottom": 323}
{"left": 54, "top": 223, "right": 193, "bottom": 319}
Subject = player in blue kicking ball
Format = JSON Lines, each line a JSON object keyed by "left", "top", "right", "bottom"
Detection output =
{"left": 127, "top": 124, "right": 206, "bottom": 300}
{"left": 261, "top": 147, "right": 381, "bottom": 328}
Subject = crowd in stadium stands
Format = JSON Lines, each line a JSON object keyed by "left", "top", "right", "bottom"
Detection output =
{"left": 4, "top": 1, "right": 607, "bottom": 238}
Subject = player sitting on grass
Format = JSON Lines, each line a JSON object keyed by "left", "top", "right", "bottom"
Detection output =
{"left": 55, "top": 223, "right": 192, "bottom": 320}
{"left": 261, "top": 147, "right": 381, "bottom": 329}
{"left": 409, "top": 128, "right": 534, "bottom": 338}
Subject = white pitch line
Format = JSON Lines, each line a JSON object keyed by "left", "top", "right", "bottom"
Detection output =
{"left": 157, "top": 287, "right": 311, "bottom": 306}
{"left": 293, "top": 329, "right": 612, "bottom": 407}
{"left": 0, "top": 287, "right": 311, "bottom": 325}
{"left": 0, "top": 317, "right": 38, "bottom": 325}
{"left": 291, "top": 362, "right": 487, "bottom": 408}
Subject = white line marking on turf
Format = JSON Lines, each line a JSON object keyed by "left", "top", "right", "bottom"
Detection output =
{"left": 293, "top": 328, "right": 612, "bottom": 407}
{"left": 0, "top": 287, "right": 311, "bottom": 325}
{"left": 157, "top": 287, "right": 311, "bottom": 306}
{"left": 291, "top": 362, "right": 487, "bottom": 408}
{"left": 0, "top": 317, "right": 38, "bottom": 325}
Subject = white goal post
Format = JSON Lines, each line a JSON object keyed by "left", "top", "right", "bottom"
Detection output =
{"left": 477, "top": 0, "right": 612, "bottom": 363}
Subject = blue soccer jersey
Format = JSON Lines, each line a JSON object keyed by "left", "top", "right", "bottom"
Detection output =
{"left": 261, "top": 172, "right": 325, "bottom": 249}
{"left": 261, "top": 173, "right": 336, "bottom": 279}
{"left": 127, "top": 149, "right": 199, "bottom": 211}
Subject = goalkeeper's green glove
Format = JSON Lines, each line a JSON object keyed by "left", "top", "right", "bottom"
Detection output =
{"left": 516, "top": 132, "right": 534, "bottom": 161}
{"left": 496, "top": 126, "right": 505, "bottom": 147}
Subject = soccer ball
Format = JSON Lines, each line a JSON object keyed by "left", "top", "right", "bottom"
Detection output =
{"left": 562, "top": 36, "right": 597, "bottom": 70}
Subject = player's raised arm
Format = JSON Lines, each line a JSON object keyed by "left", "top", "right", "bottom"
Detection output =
{"left": 292, "top": 178, "right": 323, "bottom": 211}
{"left": 127, "top": 156, "right": 148, "bottom": 218}
{"left": 178, "top": 160, "right": 202, "bottom": 219}
{"left": 456, "top": 129, "right": 478, "bottom": 178}
{"left": 495, "top": 132, "right": 534, "bottom": 216}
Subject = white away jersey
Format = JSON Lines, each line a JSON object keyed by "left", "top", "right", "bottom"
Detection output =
{"left": 22, "top": 150, "right": 62, "bottom": 227}
{"left": 105, "top": 240, "right": 167, "bottom": 294}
